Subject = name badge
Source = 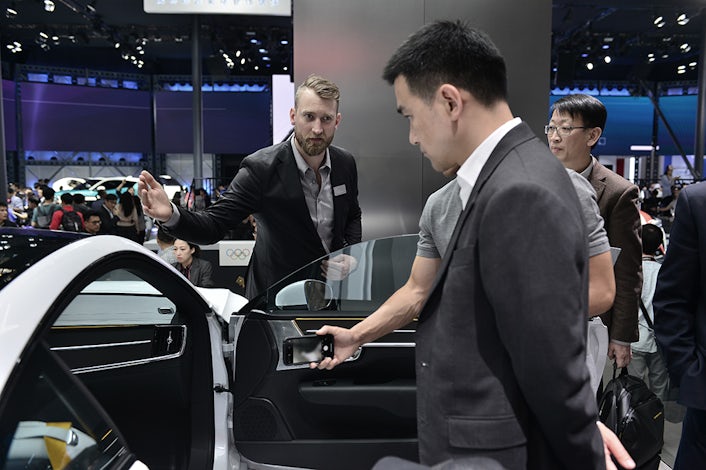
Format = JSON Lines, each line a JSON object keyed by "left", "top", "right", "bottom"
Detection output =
{"left": 333, "top": 184, "right": 347, "bottom": 196}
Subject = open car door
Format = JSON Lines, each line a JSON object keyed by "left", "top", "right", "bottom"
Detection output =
{"left": 230, "top": 235, "right": 419, "bottom": 470}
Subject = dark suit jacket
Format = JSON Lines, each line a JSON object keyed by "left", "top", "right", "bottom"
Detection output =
{"left": 173, "top": 256, "right": 214, "bottom": 288}
{"left": 97, "top": 204, "right": 116, "bottom": 235}
{"left": 653, "top": 181, "right": 706, "bottom": 410}
{"left": 167, "top": 141, "right": 361, "bottom": 298}
{"left": 589, "top": 161, "right": 641, "bottom": 343}
{"left": 416, "top": 123, "right": 604, "bottom": 469}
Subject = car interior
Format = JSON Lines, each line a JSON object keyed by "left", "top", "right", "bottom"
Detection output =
{"left": 4, "top": 253, "right": 218, "bottom": 470}
{"left": 231, "top": 236, "right": 420, "bottom": 470}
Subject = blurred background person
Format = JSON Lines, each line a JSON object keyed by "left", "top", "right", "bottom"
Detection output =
{"left": 629, "top": 223, "right": 669, "bottom": 402}
{"left": 114, "top": 190, "right": 140, "bottom": 241}
{"left": 83, "top": 211, "right": 103, "bottom": 235}
{"left": 172, "top": 239, "right": 214, "bottom": 287}
{"left": 156, "top": 227, "right": 177, "bottom": 264}
{"left": 32, "top": 186, "right": 59, "bottom": 228}
{"left": 0, "top": 201, "right": 18, "bottom": 227}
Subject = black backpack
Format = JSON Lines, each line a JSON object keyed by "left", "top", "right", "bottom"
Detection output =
{"left": 59, "top": 209, "right": 83, "bottom": 232}
{"left": 598, "top": 365, "right": 664, "bottom": 469}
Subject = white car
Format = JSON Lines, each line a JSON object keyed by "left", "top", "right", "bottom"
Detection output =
{"left": 0, "top": 228, "right": 420, "bottom": 470}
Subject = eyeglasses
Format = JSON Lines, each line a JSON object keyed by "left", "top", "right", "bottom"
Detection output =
{"left": 544, "top": 125, "right": 589, "bottom": 137}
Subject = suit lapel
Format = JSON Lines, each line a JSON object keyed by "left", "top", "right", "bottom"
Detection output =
{"left": 329, "top": 148, "right": 347, "bottom": 237}
{"left": 589, "top": 161, "right": 607, "bottom": 203}
{"left": 419, "top": 123, "right": 535, "bottom": 322}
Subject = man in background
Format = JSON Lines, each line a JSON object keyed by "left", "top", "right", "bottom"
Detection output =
{"left": 547, "top": 94, "right": 641, "bottom": 367}
{"left": 139, "top": 75, "right": 361, "bottom": 298}
{"left": 653, "top": 182, "right": 706, "bottom": 469}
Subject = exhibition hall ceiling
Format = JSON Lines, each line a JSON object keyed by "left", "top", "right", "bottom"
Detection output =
{"left": 0, "top": 0, "right": 703, "bottom": 85}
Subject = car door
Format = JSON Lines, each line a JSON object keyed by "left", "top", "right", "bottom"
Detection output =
{"left": 0, "top": 238, "right": 221, "bottom": 470}
{"left": 230, "top": 235, "right": 419, "bottom": 470}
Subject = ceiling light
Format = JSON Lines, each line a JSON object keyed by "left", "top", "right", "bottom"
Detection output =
{"left": 5, "top": 5, "right": 17, "bottom": 18}
{"left": 677, "top": 13, "right": 689, "bottom": 26}
{"left": 604, "top": 56, "right": 611, "bottom": 64}
{"left": 114, "top": 41, "right": 121, "bottom": 48}
{"left": 677, "top": 68, "right": 686, "bottom": 74}
{"left": 689, "top": 61, "right": 697, "bottom": 67}
{"left": 648, "top": 57, "right": 655, "bottom": 63}
{"left": 44, "top": 0, "right": 55, "bottom": 12}
{"left": 586, "top": 62, "right": 594, "bottom": 70}
{"left": 647, "top": 53, "right": 654, "bottom": 58}
{"left": 653, "top": 16, "right": 663, "bottom": 25}
{"left": 681, "top": 43, "right": 691, "bottom": 53}
{"left": 602, "top": 44, "right": 609, "bottom": 50}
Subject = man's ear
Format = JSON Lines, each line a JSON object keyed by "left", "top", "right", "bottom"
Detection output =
{"left": 438, "top": 84, "right": 463, "bottom": 119}
{"left": 587, "top": 127, "right": 603, "bottom": 147}
{"left": 289, "top": 107, "right": 296, "bottom": 125}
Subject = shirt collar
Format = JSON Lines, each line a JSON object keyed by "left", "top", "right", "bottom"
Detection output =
{"left": 579, "top": 156, "right": 596, "bottom": 179}
{"left": 456, "top": 117, "right": 522, "bottom": 209}
{"left": 290, "top": 136, "right": 331, "bottom": 174}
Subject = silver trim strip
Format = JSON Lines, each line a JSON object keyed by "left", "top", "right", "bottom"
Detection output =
{"left": 51, "top": 340, "right": 151, "bottom": 351}
{"left": 362, "top": 342, "right": 415, "bottom": 348}
{"left": 54, "top": 325, "right": 187, "bottom": 375}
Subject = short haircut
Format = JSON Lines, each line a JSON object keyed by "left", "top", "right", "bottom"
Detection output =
{"left": 295, "top": 75, "right": 340, "bottom": 110}
{"left": 60, "top": 193, "right": 73, "bottom": 205}
{"left": 157, "top": 226, "right": 176, "bottom": 244}
{"left": 382, "top": 20, "right": 507, "bottom": 106}
{"left": 105, "top": 193, "right": 118, "bottom": 202}
{"left": 641, "top": 223, "right": 664, "bottom": 255}
{"left": 550, "top": 94, "right": 608, "bottom": 131}
{"left": 73, "top": 193, "right": 86, "bottom": 204}
{"left": 42, "top": 187, "right": 55, "bottom": 200}
{"left": 86, "top": 210, "right": 101, "bottom": 220}
{"left": 0, "top": 200, "right": 7, "bottom": 208}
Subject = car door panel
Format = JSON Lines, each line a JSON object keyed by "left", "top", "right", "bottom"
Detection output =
{"left": 232, "top": 235, "right": 420, "bottom": 469}
{"left": 233, "top": 314, "right": 418, "bottom": 470}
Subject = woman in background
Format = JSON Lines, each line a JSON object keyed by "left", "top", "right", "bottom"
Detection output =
{"left": 172, "top": 239, "right": 214, "bottom": 287}
{"left": 114, "top": 190, "right": 139, "bottom": 241}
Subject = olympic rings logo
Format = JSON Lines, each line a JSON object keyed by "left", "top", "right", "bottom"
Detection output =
{"left": 226, "top": 248, "right": 251, "bottom": 260}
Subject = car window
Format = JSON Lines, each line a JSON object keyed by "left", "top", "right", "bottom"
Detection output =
{"left": 54, "top": 269, "right": 177, "bottom": 326}
{"left": 50, "top": 268, "right": 184, "bottom": 373}
{"left": 0, "top": 347, "right": 131, "bottom": 469}
{"left": 248, "top": 235, "right": 418, "bottom": 315}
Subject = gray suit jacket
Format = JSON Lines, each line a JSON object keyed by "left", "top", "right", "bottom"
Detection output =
{"left": 166, "top": 141, "right": 361, "bottom": 298}
{"left": 416, "top": 123, "right": 604, "bottom": 469}
{"left": 589, "top": 161, "right": 641, "bottom": 343}
{"left": 173, "top": 256, "right": 214, "bottom": 288}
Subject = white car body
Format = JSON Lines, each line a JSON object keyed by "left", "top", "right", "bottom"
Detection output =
{"left": 0, "top": 234, "right": 255, "bottom": 470}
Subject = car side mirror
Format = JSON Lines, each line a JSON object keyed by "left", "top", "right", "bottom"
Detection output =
{"left": 274, "top": 280, "right": 333, "bottom": 311}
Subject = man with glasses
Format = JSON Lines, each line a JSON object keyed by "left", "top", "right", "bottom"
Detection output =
{"left": 84, "top": 211, "right": 102, "bottom": 235}
{"left": 547, "top": 94, "right": 641, "bottom": 368}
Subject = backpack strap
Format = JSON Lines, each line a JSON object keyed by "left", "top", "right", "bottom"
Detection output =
{"left": 640, "top": 299, "right": 655, "bottom": 330}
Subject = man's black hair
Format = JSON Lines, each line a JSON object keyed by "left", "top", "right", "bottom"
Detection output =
{"left": 382, "top": 20, "right": 507, "bottom": 106}
{"left": 641, "top": 223, "right": 664, "bottom": 256}
{"left": 550, "top": 94, "right": 608, "bottom": 131}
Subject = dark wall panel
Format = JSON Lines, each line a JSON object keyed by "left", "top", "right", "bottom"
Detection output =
{"left": 155, "top": 91, "right": 272, "bottom": 154}
{"left": 2, "top": 80, "right": 16, "bottom": 151}
{"left": 20, "top": 82, "right": 151, "bottom": 152}
{"left": 295, "top": 0, "right": 552, "bottom": 240}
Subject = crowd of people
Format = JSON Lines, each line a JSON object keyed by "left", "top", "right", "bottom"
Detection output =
{"left": 4, "top": 20, "right": 706, "bottom": 469}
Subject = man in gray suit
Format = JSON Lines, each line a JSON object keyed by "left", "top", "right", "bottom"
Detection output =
{"left": 316, "top": 20, "right": 633, "bottom": 470}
